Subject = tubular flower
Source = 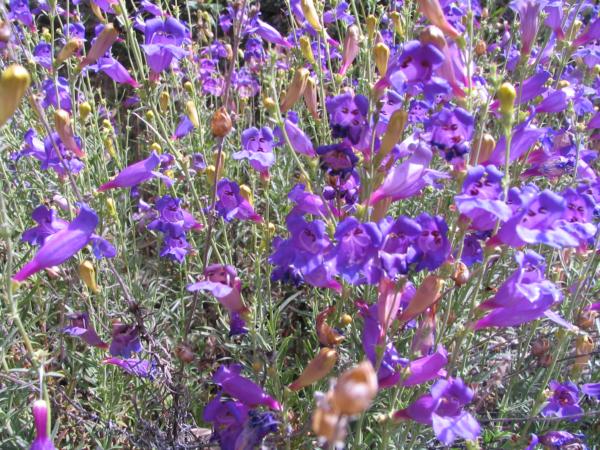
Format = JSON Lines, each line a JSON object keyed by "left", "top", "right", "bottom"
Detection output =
{"left": 98, "top": 152, "right": 173, "bottom": 191}
{"left": 30, "top": 400, "right": 56, "bottom": 450}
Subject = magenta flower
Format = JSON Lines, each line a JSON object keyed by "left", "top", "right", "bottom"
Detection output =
{"left": 509, "top": 0, "right": 546, "bottom": 56}
{"left": 187, "top": 264, "right": 245, "bottom": 314}
{"left": 254, "top": 18, "right": 292, "bottom": 48}
{"left": 30, "top": 400, "right": 56, "bottom": 450}
{"left": 63, "top": 312, "right": 108, "bottom": 349}
{"left": 14, "top": 205, "right": 100, "bottom": 282}
{"left": 213, "top": 364, "right": 281, "bottom": 410}
{"left": 98, "top": 152, "right": 173, "bottom": 191}
{"left": 402, "top": 345, "right": 448, "bottom": 387}
{"left": 88, "top": 56, "right": 140, "bottom": 88}
{"left": 369, "top": 138, "right": 448, "bottom": 205}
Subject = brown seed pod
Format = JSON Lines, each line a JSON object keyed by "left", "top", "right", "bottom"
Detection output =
{"left": 211, "top": 107, "right": 232, "bottom": 137}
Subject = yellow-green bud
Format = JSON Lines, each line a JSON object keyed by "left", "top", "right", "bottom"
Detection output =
{"left": 497, "top": 82, "right": 516, "bottom": 117}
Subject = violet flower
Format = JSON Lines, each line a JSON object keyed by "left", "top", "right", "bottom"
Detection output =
{"left": 403, "top": 345, "right": 448, "bottom": 387}
{"left": 109, "top": 322, "right": 142, "bottom": 358}
{"left": 98, "top": 151, "right": 173, "bottom": 191}
{"left": 232, "top": 126, "right": 276, "bottom": 175}
{"left": 14, "top": 205, "right": 101, "bottom": 282}
{"left": 22, "top": 205, "right": 68, "bottom": 247}
{"left": 254, "top": 18, "right": 292, "bottom": 48}
{"left": 278, "top": 112, "right": 316, "bottom": 157}
{"left": 213, "top": 364, "right": 281, "bottom": 410}
{"left": 215, "top": 178, "right": 262, "bottom": 222}
{"left": 414, "top": 213, "right": 451, "bottom": 271}
{"left": 142, "top": 17, "right": 188, "bottom": 78}
{"left": 509, "top": 0, "right": 547, "bottom": 56}
{"left": 426, "top": 107, "right": 474, "bottom": 162}
{"left": 326, "top": 93, "right": 369, "bottom": 144}
{"left": 30, "top": 400, "right": 56, "bottom": 450}
{"left": 541, "top": 381, "right": 583, "bottom": 421}
{"left": 455, "top": 165, "right": 512, "bottom": 231}
{"left": 473, "top": 251, "right": 563, "bottom": 329}
{"left": 333, "top": 217, "right": 382, "bottom": 284}
{"left": 485, "top": 118, "right": 547, "bottom": 166}
{"left": 41, "top": 77, "right": 72, "bottom": 111}
{"left": 103, "top": 357, "right": 156, "bottom": 379}
{"left": 88, "top": 56, "right": 140, "bottom": 88}
{"left": 187, "top": 264, "right": 245, "bottom": 314}
{"left": 234, "top": 410, "right": 279, "bottom": 450}
{"left": 377, "top": 215, "right": 422, "bottom": 277}
{"left": 394, "top": 377, "right": 480, "bottom": 445}
{"left": 63, "top": 312, "right": 108, "bottom": 349}
{"left": 581, "top": 382, "right": 600, "bottom": 398}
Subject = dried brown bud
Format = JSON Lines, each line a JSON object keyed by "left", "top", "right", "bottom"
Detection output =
{"left": 211, "top": 107, "right": 232, "bottom": 137}
{"left": 452, "top": 261, "right": 470, "bottom": 286}
{"left": 330, "top": 360, "right": 378, "bottom": 415}
{"left": 175, "top": 343, "right": 195, "bottom": 363}
{"left": 475, "top": 40, "right": 486, "bottom": 56}
{"left": 577, "top": 310, "right": 598, "bottom": 330}
{"left": 531, "top": 338, "right": 550, "bottom": 357}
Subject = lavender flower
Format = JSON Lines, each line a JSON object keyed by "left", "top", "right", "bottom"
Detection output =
{"left": 232, "top": 127, "right": 276, "bottom": 175}
{"left": 215, "top": 178, "right": 262, "bottom": 222}
{"left": 142, "top": 17, "right": 188, "bottom": 78}
{"left": 103, "top": 357, "right": 156, "bottom": 379}
{"left": 542, "top": 381, "right": 583, "bottom": 420}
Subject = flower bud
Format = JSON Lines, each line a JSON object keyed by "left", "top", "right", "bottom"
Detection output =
{"left": 339, "top": 25, "right": 360, "bottom": 76}
{"left": 289, "top": 347, "right": 337, "bottom": 391}
{"left": 104, "top": 136, "right": 116, "bottom": 159}
{"left": 0, "top": 64, "right": 31, "bottom": 127}
{"left": 79, "top": 23, "right": 119, "bottom": 70}
{"left": 186, "top": 100, "right": 200, "bottom": 128}
{"left": 299, "top": 35, "right": 315, "bottom": 64}
{"left": 206, "top": 164, "right": 216, "bottom": 184}
{"left": 341, "top": 314, "right": 352, "bottom": 326}
{"left": 150, "top": 142, "right": 162, "bottom": 153}
{"left": 577, "top": 310, "right": 598, "bottom": 330}
{"left": 106, "top": 197, "right": 117, "bottom": 218}
{"left": 211, "top": 106, "right": 232, "bottom": 137}
{"left": 419, "top": 25, "right": 446, "bottom": 50}
{"left": 452, "top": 261, "right": 470, "bottom": 286}
{"left": 263, "top": 96, "right": 277, "bottom": 114}
{"left": 417, "top": 0, "right": 460, "bottom": 39}
{"left": 239, "top": 184, "right": 253, "bottom": 205}
{"left": 78, "top": 260, "right": 100, "bottom": 293}
{"left": 475, "top": 39, "right": 486, "bottom": 56}
{"left": 30, "top": 399, "right": 55, "bottom": 450}
{"left": 175, "top": 343, "right": 195, "bottom": 363}
{"left": 159, "top": 91, "right": 170, "bottom": 113}
{"left": 470, "top": 133, "right": 496, "bottom": 165}
{"left": 366, "top": 15, "right": 378, "bottom": 40}
{"left": 317, "top": 306, "right": 345, "bottom": 346}
{"left": 184, "top": 81, "right": 194, "bottom": 94}
{"left": 497, "top": 82, "right": 517, "bottom": 117}
{"left": 0, "top": 21, "right": 11, "bottom": 43}
{"left": 312, "top": 400, "right": 347, "bottom": 444}
{"left": 55, "top": 109, "right": 85, "bottom": 157}
{"left": 376, "top": 110, "right": 407, "bottom": 166}
{"left": 303, "top": 77, "right": 319, "bottom": 120}
{"left": 301, "top": 0, "right": 322, "bottom": 32}
{"left": 531, "top": 338, "right": 550, "bottom": 357}
{"left": 79, "top": 102, "right": 92, "bottom": 121}
{"left": 398, "top": 275, "right": 443, "bottom": 325}
{"left": 145, "top": 110, "right": 155, "bottom": 121}
{"left": 280, "top": 67, "right": 310, "bottom": 113}
{"left": 330, "top": 360, "right": 378, "bottom": 415}
{"left": 390, "top": 12, "right": 403, "bottom": 36}
{"left": 572, "top": 335, "right": 594, "bottom": 374}
{"left": 56, "top": 38, "right": 83, "bottom": 65}
{"left": 373, "top": 43, "right": 390, "bottom": 76}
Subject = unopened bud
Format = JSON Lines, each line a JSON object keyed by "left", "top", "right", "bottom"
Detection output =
{"left": 55, "top": 109, "right": 84, "bottom": 157}
{"left": 79, "top": 102, "right": 92, "bottom": 121}
{"left": 239, "top": 184, "right": 253, "bottom": 205}
{"left": 280, "top": 67, "right": 310, "bottom": 113}
{"left": 175, "top": 343, "right": 195, "bottom": 363}
{"left": 211, "top": 107, "right": 232, "bottom": 137}
{"left": 299, "top": 36, "right": 315, "bottom": 64}
{"left": 475, "top": 40, "right": 486, "bottom": 56}
{"left": 106, "top": 198, "right": 117, "bottom": 218}
{"left": 186, "top": 100, "right": 200, "bottom": 128}
{"left": 374, "top": 43, "right": 390, "bottom": 75}
{"left": 56, "top": 38, "right": 83, "bottom": 65}
{"left": 419, "top": 25, "right": 446, "bottom": 50}
{"left": 0, "top": 64, "right": 31, "bottom": 127}
{"left": 78, "top": 260, "right": 100, "bottom": 293}
{"left": 452, "top": 261, "right": 470, "bottom": 286}
{"left": 330, "top": 360, "right": 378, "bottom": 415}
{"left": 301, "top": 0, "right": 322, "bottom": 32}
{"left": 497, "top": 82, "right": 516, "bottom": 118}
{"left": 289, "top": 347, "right": 337, "bottom": 391}
{"left": 366, "top": 16, "right": 378, "bottom": 40}
{"left": 471, "top": 133, "right": 496, "bottom": 165}
{"left": 0, "top": 21, "right": 11, "bottom": 43}
{"left": 390, "top": 12, "right": 403, "bottom": 36}
{"left": 79, "top": 23, "right": 118, "bottom": 70}
{"left": 303, "top": 77, "right": 319, "bottom": 120}
{"left": 159, "top": 91, "right": 170, "bottom": 113}
{"left": 184, "top": 81, "right": 194, "bottom": 94}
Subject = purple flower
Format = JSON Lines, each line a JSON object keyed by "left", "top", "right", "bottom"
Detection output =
{"left": 234, "top": 410, "right": 279, "bottom": 449}
{"left": 581, "top": 382, "right": 600, "bottom": 398}
{"left": 455, "top": 165, "right": 512, "bottom": 231}
{"left": 473, "top": 251, "right": 563, "bottom": 329}
{"left": 33, "top": 42, "right": 52, "bottom": 70}
{"left": 232, "top": 127, "right": 276, "bottom": 174}
{"left": 394, "top": 377, "right": 480, "bottom": 445}
{"left": 316, "top": 141, "right": 360, "bottom": 176}
{"left": 539, "top": 430, "right": 587, "bottom": 449}
{"left": 63, "top": 312, "right": 108, "bottom": 349}
{"left": 109, "top": 322, "right": 142, "bottom": 358}
{"left": 22, "top": 205, "right": 68, "bottom": 247}
{"left": 253, "top": 18, "right": 292, "bottom": 48}
{"left": 172, "top": 115, "right": 195, "bottom": 139}
{"left": 232, "top": 68, "right": 260, "bottom": 98}
{"left": 378, "top": 216, "right": 422, "bottom": 278}
{"left": 41, "top": 77, "right": 72, "bottom": 111}
{"left": 427, "top": 107, "right": 474, "bottom": 162}
{"left": 103, "top": 357, "right": 156, "bottom": 379}
{"left": 369, "top": 137, "right": 448, "bottom": 205}
{"left": 535, "top": 87, "right": 574, "bottom": 114}
{"left": 333, "top": 218, "right": 382, "bottom": 284}
{"left": 277, "top": 113, "right": 316, "bottom": 157}
{"left": 287, "top": 183, "right": 328, "bottom": 217}
{"left": 213, "top": 364, "right": 281, "bottom": 410}
{"left": 326, "top": 93, "right": 369, "bottom": 144}
{"left": 215, "top": 178, "right": 262, "bottom": 222}
{"left": 8, "top": 0, "right": 35, "bottom": 30}
{"left": 88, "top": 56, "right": 140, "bottom": 88}
{"left": 98, "top": 152, "right": 173, "bottom": 191}
{"left": 485, "top": 119, "right": 547, "bottom": 166}
{"left": 496, "top": 185, "right": 596, "bottom": 248}
{"left": 377, "top": 41, "right": 445, "bottom": 93}
{"left": 510, "top": 0, "right": 547, "bottom": 56}
{"left": 142, "top": 17, "right": 188, "bottom": 77}
{"left": 403, "top": 345, "right": 448, "bottom": 387}
{"left": 542, "top": 381, "right": 583, "bottom": 420}
{"left": 414, "top": 213, "right": 451, "bottom": 271}
{"left": 187, "top": 264, "right": 246, "bottom": 314}
{"left": 14, "top": 205, "right": 101, "bottom": 282}
{"left": 30, "top": 400, "right": 56, "bottom": 450}
{"left": 203, "top": 393, "right": 249, "bottom": 450}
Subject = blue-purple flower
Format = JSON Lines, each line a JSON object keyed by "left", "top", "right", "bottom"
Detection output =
{"left": 542, "top": 381, "right": 583, "bottom": 421}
